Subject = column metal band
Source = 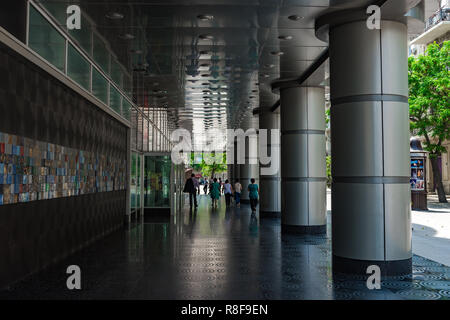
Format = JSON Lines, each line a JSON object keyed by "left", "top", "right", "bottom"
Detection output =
{"left": 283, "top": 177, "right": 327, "bottom": 182}
{"left": 331, "top": 94, "right": 408, "bottom": 105}
{"left": 333, "top": 176, "right": 410, "bottom": 184}
{"left": 281, "top": 129, "right": 325, "bottom": 135}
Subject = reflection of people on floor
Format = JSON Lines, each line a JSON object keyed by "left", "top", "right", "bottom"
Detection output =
{"left": 249, "top": 214, "right": 258, "bottom": 237}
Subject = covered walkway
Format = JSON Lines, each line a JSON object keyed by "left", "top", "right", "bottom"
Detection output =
{"left": 1, "top": 195, "right": 449, "bottom": 300}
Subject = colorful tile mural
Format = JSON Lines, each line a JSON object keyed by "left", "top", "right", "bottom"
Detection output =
{"left": 0, "top": 132, "right": 126, "bottom": 205}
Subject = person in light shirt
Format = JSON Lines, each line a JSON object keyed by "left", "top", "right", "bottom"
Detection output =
{"left": 234, "top": 179, "right": 242, "bottom": 208}
{"left": 223, "top": 179, "right": 233, "bottom": 206}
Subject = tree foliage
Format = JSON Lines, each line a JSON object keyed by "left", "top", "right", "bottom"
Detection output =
{"left": 189, "top": 152, "right": 227, "bottom": 178}
{"left": 408, "top": 41, "right": 450, "bottom": 156}
{"left": 408, "top": 41, "right": 449, "bottom": 202}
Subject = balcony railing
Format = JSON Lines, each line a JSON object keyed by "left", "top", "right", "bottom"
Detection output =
{"left": 425, "top": 7, "right": 450, "bottom": 31}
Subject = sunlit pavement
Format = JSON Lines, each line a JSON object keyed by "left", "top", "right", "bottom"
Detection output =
{"left": 411, "top": 195, "right": 450, "bottom": 267}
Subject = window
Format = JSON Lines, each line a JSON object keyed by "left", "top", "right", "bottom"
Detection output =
{"left": 111, "top": 59, "right": 123, "bottom": 89}
{"left": 92, "top": 67, "right": 108, "bottom": 104}
{"left": 122, "top": 99, "right": 132, "bottom": 121}
{"left": 144, "top": 156, "right": 171, "bottom": 208}
{"left": 28, "top": 6, "right": 66, "bottom": 72}
{"left": 69, "top": 16, "right": 92, "bottom": 56}
{"left": 93, "top": 34, "right": 110, "bottom": 74}
{"left": 110, "top": 86, "right": 122, "bottom": 115}
{"left": 67, "top": 44, "right": 91, "bottom": 90}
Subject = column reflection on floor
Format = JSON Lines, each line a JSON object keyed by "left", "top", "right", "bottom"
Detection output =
{"left": 0, "top": 195, "right": 449, "bottom": 299}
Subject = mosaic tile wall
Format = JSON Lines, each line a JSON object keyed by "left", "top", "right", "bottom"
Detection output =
{"left": 0, "top": 132, "right": 126, "bottom": 205}
{"left": 0, "top": 40, "right": 128, "bottom": 289}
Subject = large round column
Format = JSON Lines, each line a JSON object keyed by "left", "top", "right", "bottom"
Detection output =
{"left": 280, "top": 86, "right": 327, "bottom": 234}
{"left": 329, "top": 20, "right": 411, "bottom": 276}
{"left": 259, "top": 109, "right": 281, "bottom": 217}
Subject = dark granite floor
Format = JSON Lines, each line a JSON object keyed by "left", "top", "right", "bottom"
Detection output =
{"left": 1, "top": 195, "right": 450, "bottom": 300}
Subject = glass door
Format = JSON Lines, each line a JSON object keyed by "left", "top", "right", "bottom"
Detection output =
{"left": 144, "top": 154, "right": 171, "bottom": 213}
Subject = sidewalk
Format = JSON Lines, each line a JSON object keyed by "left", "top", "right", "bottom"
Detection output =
{"left": 412, "top": 194, "right": 450, "bottom": 266}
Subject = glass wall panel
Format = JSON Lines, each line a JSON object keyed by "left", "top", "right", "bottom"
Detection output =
{"left": 131, "top": 109, "right": 138, "bottom": 150}
{"left": 148, "top": 121, "right": 153, "bottom": 151}
{"left": 122, "top": 99, "right": 131, "bottom": 121}
{"left": 69, "top": 15, "right": 92, "bottom": 55}
{"left": 92, "top": 67, "right": 108, "bottom": 104}
{"left": 144, "top": 156, "right": 171, "bottom": 208}
{"left": 67, "top": 44, "right": 91, "bottom": 90}
{"left": 28, "top": 6, "right": 66, "bottom": 72}
{"left": 39, "top": 1, "right": 66, "bottom": 26}
{"left": 93, "top": 33, "right": 110, "bottom": 74}
{"left": 111, "top": 59, "right": 123, "bottom": 89}
{"left": 110, "top": 86, "right": 122, "bottom": 115}
{"left": 123, "top": 74, "right": 132, "bottom": 98}
{"left": 143, "top": 119, "right": 149, "bottom": 152}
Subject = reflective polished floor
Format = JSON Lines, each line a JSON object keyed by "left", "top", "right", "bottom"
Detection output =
{"left": 1, "top": 195, "right": 450, "bottom": 300}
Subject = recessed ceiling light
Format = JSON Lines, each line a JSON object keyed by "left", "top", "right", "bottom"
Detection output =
{"left": 199, "top": 34, "right": 214, "bottom": 40}
{"left": 197, "top": 14, "right": 214, "bottom": 21}
{"left": 106, "top": 12, "right": 124, "bottom": 20}
{"left": 119, "top": 33, "right": 135, "bottom": 40}
{"left": 270, "top": 51, "right": 284, "bottom": 56}
{"left": 288, "top": 15, "right": 304, "bottom": 21}
{"left": 278, "top": 35, "right": 293, "bottom": 40}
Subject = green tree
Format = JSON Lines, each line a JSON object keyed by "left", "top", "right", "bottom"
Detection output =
{"left": 408, "top": 41, "right": 449, "bottom": 203}
{"left": 189, "top": 152, "right": 227, "bottom": 178}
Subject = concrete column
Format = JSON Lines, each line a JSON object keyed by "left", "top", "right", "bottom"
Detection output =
{"left": 259, "top": 109, "right": 281, "bottom": 217}
{"left": 280, "top": 86, "right": 327, "bottom": 234}
{"left": 329, "top": 20, "right": 411, "bottom": 275}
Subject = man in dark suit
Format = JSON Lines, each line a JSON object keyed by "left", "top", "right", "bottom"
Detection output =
{"left": 184, "top": 173, "right": 198, "bottom": 208}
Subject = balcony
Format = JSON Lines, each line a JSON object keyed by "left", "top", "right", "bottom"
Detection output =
{"left": 410, "top": 6, "right": 450, "bottom": 45}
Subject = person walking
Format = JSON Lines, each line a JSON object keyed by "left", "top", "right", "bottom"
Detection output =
{"left": 218, "top": 178, "right": 223, "bottom": 195}
{"left": 203, "top": 179, "right": 209, "bottom": 195}
{"left": 234, "top": 179, "right": 242, "bottom": 208}
{"left": 193, "top": 174, "right": 200, "bottom": 196}
{"left": 248, "top": 178, "right": 259, "bottom": 213}
{"left": 224, "top": 179, "right": 233, "bottom": 207}
{"left": 210, "top": 178, "right": 221, "bottom": 209}
{"left": 183, "top": 173, "right": 198, "bottom": 209}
